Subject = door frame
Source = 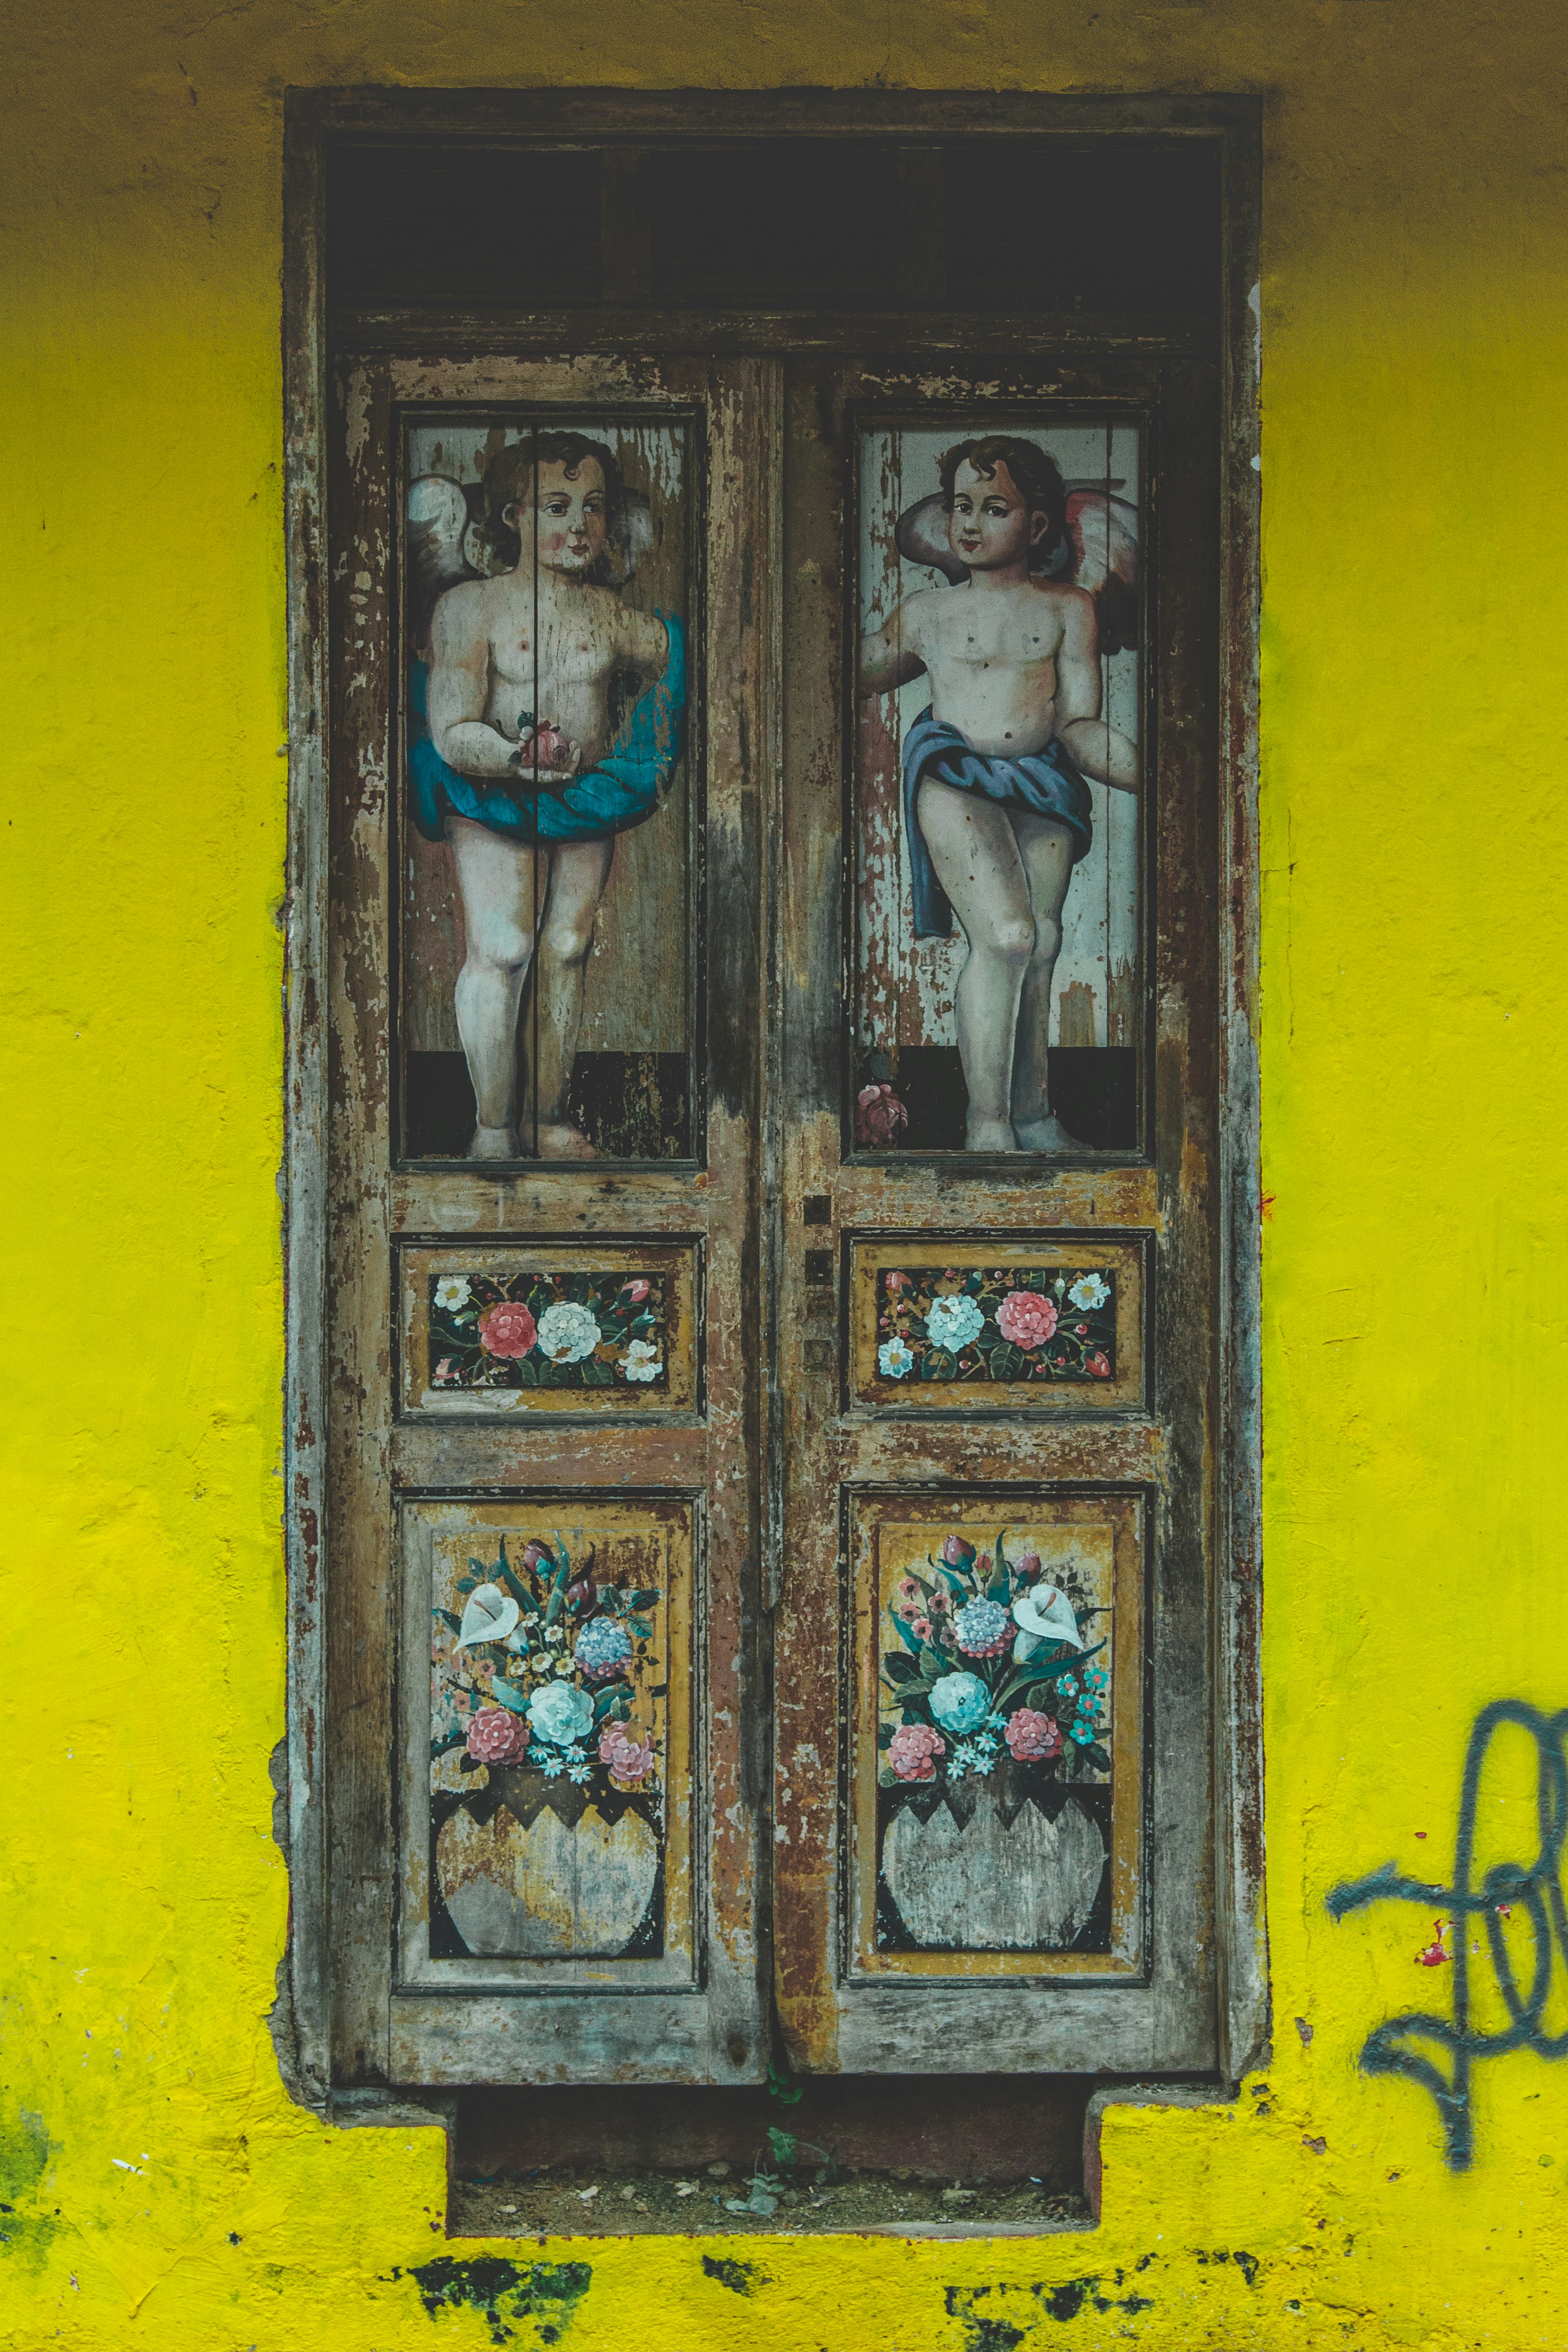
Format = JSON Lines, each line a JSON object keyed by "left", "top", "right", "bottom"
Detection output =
{"left": 280, "top": 85, "right": 1265, "bottom": 2117}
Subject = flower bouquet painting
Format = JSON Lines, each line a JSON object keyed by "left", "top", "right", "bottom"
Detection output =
{"left": 873, "top": 1525, "right": 1116, "bottom": 1956}
{"left": 428, "top": 1529, "right": 669, "bottom": 1959}
{"left": 428, "top": 1268, "right": 667, "bottom": 1392}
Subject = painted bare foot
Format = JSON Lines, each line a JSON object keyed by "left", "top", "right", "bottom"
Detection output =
{"left": 468, "top": 1123, "right": 521, "bottom": 1160}
{"left": 536, "top": 1122, "right": 599, "bottom": 1160}
{"left": 965, "top": 1117, "right": 1021, "bottom": 1152}
{"left": 1012, "top": 1112, "right": 1091, "bottom": 1154}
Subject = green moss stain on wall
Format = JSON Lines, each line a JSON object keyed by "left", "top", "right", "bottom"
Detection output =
{"left": 3, "top": 0, "right": 1567, "bottom": 2345}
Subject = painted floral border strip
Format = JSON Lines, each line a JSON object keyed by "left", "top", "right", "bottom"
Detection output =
{"left": 880, "top": 1531, "right": 1111, "bottom": 1790}
{"left": 874, "top": 1265, "right": 1115, "bottom": 1386}
{"left": 429, "top": 1269, "right": 668, "bottom": 1392}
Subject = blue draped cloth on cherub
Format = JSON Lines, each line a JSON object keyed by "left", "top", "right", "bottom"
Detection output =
{"left": 901, "top": 705, "right": 1094, "bottom": 939}
{"left": 408, "top": 610, "right": 686, "bottom": 846}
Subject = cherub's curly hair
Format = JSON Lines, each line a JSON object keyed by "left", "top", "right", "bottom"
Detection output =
{"left": 483, "top": 431, "right": 625, "bottom": 580}
{"left": 937, "top": 435, "right": 1068, "bottom": 572}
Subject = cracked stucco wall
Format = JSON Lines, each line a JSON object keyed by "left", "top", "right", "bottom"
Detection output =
{"left": 3, "top": 1, "right": 1567, "bottom": 2345}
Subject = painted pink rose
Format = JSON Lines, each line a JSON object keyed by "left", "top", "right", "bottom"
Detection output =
{"left": 466, "top": 1707, "right": 530, "bottom": 1765}
{"left": 910, "top": 1618, "right": 932, "bottom": 1640}
{"left": 522, "top": 1539, "right": 549, "bottom": 1571}
{"left": 1086, "top": 1351, "right": 1111, "bottom": 1379}
{"left": 620, "top": 1278, "right": 652, "bottom": 1304}
{"left": 599, "top": 1722, "right": 656, "bottom": 1786}
{"left": 1004, "top": 1708, "right": 1063, "bottom": 1762}
{"left": 889, "top": 1724, "right": 946, "bottom": 1781}
{"left": 942, "top": 1534, "right": 977, "bottom": 1567}
{"left": 996, "top": 1289, "right": 1059, "bottom": 1350}
{"left": 856, "top": 1083, "right": 908, "bottom": 1147}
{"left": 478, "top": 1300, "right": 537, "bottom": 1359}
{"left": 1014, "top": 1549, "right": 1042, "bottom": 1585}
{"left": 884, "top": 1271, "right": 911, "bottom": 1294}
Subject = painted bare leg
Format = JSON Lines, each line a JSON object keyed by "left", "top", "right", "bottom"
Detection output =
{"left": 448, "top": 815, "right": 539, "bottom": 1158}
{"left": 915, "top": 779, "right": 1036, "bottom": 1151}
{"left": 1008, "top": 810, "right": 1086, "bottom": 1153}
{"left": 532, "top": 835, "right": 615, "bottom": 1158}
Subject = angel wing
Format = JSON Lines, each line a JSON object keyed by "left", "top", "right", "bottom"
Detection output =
{"left": 892, "top": 478, "right": 1139, "bottom": 656}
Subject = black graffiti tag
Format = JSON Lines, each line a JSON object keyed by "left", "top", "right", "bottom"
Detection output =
{"left": 1327, "top": 1699, "right": 1568, "bottom": 2170}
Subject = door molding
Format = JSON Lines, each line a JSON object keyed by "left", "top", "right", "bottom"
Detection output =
{"left": 280, "top": 85, "right": 1264, "bottom": 2117}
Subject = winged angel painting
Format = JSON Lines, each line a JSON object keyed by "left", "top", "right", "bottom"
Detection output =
{"left": 857, "top": 429, "right": 1140, "bottom": 1154}
{"left": 404, "top": 427, "right": 687, "bottom": 1161}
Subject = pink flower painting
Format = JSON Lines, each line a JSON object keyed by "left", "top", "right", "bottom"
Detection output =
{"left": 889, "top": 1723, "right": 946, "bottom": 1782}
{"left": 1004, "top": 1708, "right": 1064, "bottom": 1762}
{"left": 478, "top": 1299, "right": 538, "bottom": 1358}
{"left": 466, "top": 1707, "right": 530, "bottom": 1765}
{"left": 996, "top": 1289, "right": 1059, "bottom": 1350}
{"left": 599, "top": 1722, "right": 656, "bottom": 1786}
{"left": 856, "top": 1083, "right": 908, "bottom": 1148}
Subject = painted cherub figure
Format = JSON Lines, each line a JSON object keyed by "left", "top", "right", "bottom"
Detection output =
{"left": 859, "top": 437, "right": 1138, "bottom": 1152}
{"left": 413, "top": 434, "right": 682, "bottom": 1160}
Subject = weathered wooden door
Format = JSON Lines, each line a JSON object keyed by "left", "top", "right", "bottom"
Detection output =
{"left": 325, "top": 340, "right": 1221, "bottom": 2085}
{"left": 328, "top": 352, "right": 772, "bottom": 2086}
{"left": 771, "top": 356, "right": 1220, "bottom": 2074}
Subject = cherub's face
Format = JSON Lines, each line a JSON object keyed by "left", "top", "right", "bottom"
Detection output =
{"left": 507, "top": 457, "right": 609, "bottom": 576}
{"left": 946, "top": 459, "right": 1044, "bottom": 572}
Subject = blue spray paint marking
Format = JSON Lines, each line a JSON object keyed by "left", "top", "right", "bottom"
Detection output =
{"left": 1327, "top": 1699, "right": 1568, "bottom": 2169}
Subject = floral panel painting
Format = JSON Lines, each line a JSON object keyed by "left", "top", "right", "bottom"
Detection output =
{"left": 875, "top": 1264, "right": 1114, "bottom": 1386}
{"left": 871, "top": 1519, "right": 1119, "bottom": 1959}
{"left": 429, "top": 1268, "right": 668, "bottom": 1392}
{"left": 428, "top": 1522, "right": 675, "bottom": 1961}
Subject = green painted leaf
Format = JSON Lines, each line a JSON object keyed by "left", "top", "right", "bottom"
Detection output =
{"left": 628, "top": 1615, "right": 655, "bottom": 1639}
{"left": 625, "top": 1588, "right": 659, "bottom": 1609}
{"left": 881, "top": 1652, "right": 921, "bottom": 1686}
{"left": 490, "top": 1676, "right": 529, "bottom": 1714}
{"left": 435, "top": 1607, "right": 462, "bottom": 1635}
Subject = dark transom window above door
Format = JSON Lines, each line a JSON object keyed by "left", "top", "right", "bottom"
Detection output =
{"left": 288, "top": 94, "right": 1264, "bottom": 2116}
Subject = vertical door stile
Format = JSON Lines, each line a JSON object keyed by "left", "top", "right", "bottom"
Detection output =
{"left": 327, "top": 352, "right": 398, "bottom": 2088}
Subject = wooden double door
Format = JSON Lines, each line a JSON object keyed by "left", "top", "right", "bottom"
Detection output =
{"left": 326, "top": 340, "right": 1220, "bottom": 2088}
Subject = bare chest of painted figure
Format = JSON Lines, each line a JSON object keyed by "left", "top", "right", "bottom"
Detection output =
{"left": 480, "top": 582, "right": 623, "bottom": 760}
{"left": 919, "top": 583, "right": 1072, "bottom": 761}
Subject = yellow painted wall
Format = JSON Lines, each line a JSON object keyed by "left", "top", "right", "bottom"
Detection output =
{"left": 3, "top": 2, "right": 1566, "bottom": 2344}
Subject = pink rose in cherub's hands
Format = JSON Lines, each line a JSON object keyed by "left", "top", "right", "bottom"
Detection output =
{"left": 996, "top": 1289, "right": 1059, "bottom": 1350}
{"left": 513, "top": 719, "right": 580, "bottom": 794}
{"left": 1004, "top": 1708, "right": 1063, "bottom": 1762}
{"left": 889, "top": 1723, "right": 946, "bottom": 1782}
{"left": 478, "top": 1300, "right": 537, "bottom": 1358}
